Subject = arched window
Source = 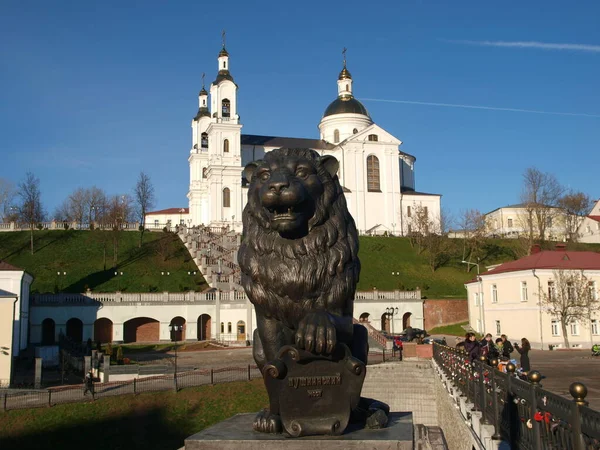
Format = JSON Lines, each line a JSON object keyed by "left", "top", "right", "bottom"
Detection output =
{"left": 368, "top": 134, "right": 378, "bottom": 142}
{"left": 222, "top": 99, "right": 230, "bottom": 117}
{"left": 333, "top": 129, "right": 340, "bottom": 143}
{"left": 201, "top": 132, "right": 208, "bottom": 148}
{"left": 346, "top": 84, "right": 349, "bottom": 91}
{"left": 223, "top": 139, "right": 229, "bottom": 153}
{"left": 223, "top": 187, "right": 231, "bottom": 208}
{"left": 223, "top": 60, "right": 227, "bottom": 69}
{"left": 202, "top": 167, "right": 207, "bottom": 179}
{"left": 367, "top": 155, "right": 380, "bottom": 192}
{"left": 220, "top": 322, "right": 224, "bottom": 333}
{"left": 227, "top": 322, "right": 232, "bottom": 333}
{"left": 353, "top": 128, "right": 358, "bottom": 134}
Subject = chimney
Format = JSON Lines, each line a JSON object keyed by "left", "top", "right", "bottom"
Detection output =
{"left": 555, "top": 243, "right": 567, "bottom": 251}
{"left": 531, "top": 244, "right": 542, "bottom": 254}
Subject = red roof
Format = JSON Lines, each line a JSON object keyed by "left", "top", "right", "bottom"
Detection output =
{"left": 588, "top": 215, "right": 600, "bottom": 223}
{"left": 146, "top": 208, "right": 189, "bottom": 216}
{"left": 466, "top": 250, "right": 600, "bottom": 284}
{"left": 0, "top": 260, "right": 22, "bottom": 271}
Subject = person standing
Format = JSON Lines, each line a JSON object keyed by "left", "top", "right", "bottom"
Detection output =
{"left": 514, "top": 338, "right": 531, "bottom": 372}
{"left": 463, "top": 333, "right": 481, "bottom": 362}
{"left": 500, "top": 334, "right": 514, "bottom": 357}
{"left": 83, "top": 370, "right": 95, "bottom": 398}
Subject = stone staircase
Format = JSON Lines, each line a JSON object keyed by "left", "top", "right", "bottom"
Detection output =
{"left": 178, "top": 226, "right": 243, "bottom": 291}
{"left": 354, "top": 318, "right": 389, "bottom": 351}
{"left": 361, "top": 361, "right": 438, "bottom": 427}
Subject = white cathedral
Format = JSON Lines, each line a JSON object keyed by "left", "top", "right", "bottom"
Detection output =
{"left": 148, "top": 44, "right": 441, "bottom": 236}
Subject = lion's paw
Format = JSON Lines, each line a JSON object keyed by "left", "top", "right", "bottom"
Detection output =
{"left": 253, "top": 409, "right": 282, "bottom": 434}
{"left": 295, "top": 311, "right": 337, "bottom": 354}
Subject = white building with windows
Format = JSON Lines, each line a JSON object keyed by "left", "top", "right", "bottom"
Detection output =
{"left": 484, "top": 204, "right": 570, "bottom": 241}
{"left": 577, "top": 199, "right": 600, "bottom": 243}
{"left": 465, "top": 245, "right": 600, "bottom": 350}
{"left": 148, "top": 44, "right": 441, "bottom": 236}
{"left": 0, "top": 261, "right": 33, "bottom": 386}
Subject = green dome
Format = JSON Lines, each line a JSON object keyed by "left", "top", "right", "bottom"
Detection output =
{"left": 323, "top": 96, "right": 370, "bottom": 118}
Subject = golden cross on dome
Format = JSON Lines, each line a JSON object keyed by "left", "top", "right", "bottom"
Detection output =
{"left": 342, "top": 47, "right": 347, "bottom": 67}
{"left": 222, "top": 29, "right": 226, "bottom": 48}
{"left": 201, "top": 72, "right": 205, "bottom": 88}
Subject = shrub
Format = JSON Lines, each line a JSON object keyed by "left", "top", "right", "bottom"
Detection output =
{"left": 116, "top": 346, "right": 124, "bottom": 364}
{"left": 105, "top": 343, "right": 113, "bottom": 357}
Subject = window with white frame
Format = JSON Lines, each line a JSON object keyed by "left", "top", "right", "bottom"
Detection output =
{"left": 570, "top": 321, "right": 580, "bottom": 336}
{"left": 567, "top": 282, "right": 576, "bottom": 301}
{"left": 491, "top": 284, "right": 498, "bottom": 303}
{"left": 495, "top": 320, "right": 501, "bottom": 336}
{"left": 551, "top": 320, "right": 560, "bottom": 336}
{"left": 548, "top": 281, "right": 555, "bottom": 300}
{"left": 520, "top": 281, "right": 528, "bottom": 302}
{"left": 474, "top": 292, "right": 479, "bottom": 306}
{"left": 154, "top": 220, "right": 159, "bottom": 227}
{"left": 592, "top": 319, "right": 599, "bottom": 336}
{"left": 507, "top": 218, "right": 513, "bottom": 228}
{"left": 589, "top": 281, "right": 598, "bottom": 301}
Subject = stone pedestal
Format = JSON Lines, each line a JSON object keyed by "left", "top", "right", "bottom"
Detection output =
{"left": 184, "top": 412, "right": 413, "bottom": 450}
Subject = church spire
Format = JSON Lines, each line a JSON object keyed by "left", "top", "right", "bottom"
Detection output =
{"left": 337, "top": 47, "right": 353, "bottom": 98}
{"left": 214, "top": 30, "right": 234, "bottom": 84}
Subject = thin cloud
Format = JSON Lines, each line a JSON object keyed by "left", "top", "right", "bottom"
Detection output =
{"left": 445, "top": 39, "right": 600, "bottom": 53}
{"left": 360, "top": 98, "right": 600, "bottom": 118}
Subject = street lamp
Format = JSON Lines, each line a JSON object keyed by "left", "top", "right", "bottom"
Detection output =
{"left": 461, "top": 260, "right": 484, "bottom": 333}
{"left": 385, "top": 307, "right": 399, "bottom": 335}
{"left": 56, "top": 271, "right": 67, "bottom": 292}
{"left": 114, "top": 271, "right": 124, "bottom": 291}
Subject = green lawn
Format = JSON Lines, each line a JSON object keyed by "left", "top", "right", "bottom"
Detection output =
{"left": 428, "top": 321, "right": 470, "bottom": 336}
{"left": 2, "top": 229, "right": 597, "bottom": 297}
{"left": 0, "top": 380, "right": 268, "bottom": 450}
{"left": 0, "top": 230, "right": 206, "bottom": 293}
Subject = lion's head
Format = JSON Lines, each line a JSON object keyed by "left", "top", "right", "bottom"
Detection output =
{"left": 243, "top": 148, "right": 339, "bottom": 239}
{"left": 239, "top": 148, "right": 360, "bottom": 324}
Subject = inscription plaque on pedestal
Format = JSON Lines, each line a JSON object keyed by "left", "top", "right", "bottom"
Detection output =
{"left": 263, "top": 344, "right": 365, "bottom": 437}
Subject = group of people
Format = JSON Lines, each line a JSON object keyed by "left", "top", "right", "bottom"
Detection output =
{"left": 460, "top": 333, "right": 531, "bottom": 373}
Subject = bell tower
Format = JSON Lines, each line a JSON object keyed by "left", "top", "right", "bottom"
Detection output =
{"left": 203, "top": 31, "right": 243, "bottom": 231}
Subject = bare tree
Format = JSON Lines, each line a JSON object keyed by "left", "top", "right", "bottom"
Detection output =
{"left": 541, "top": 270, "right": 599, "bottom": 348}
{"left": 520, "top": 167, "right": 562, "bottom": 242}
{"left": 558, "top": 190, "right": 592, "bottom": 242}
{"left": 68, "top": 188, "right": 90, "bottom": 227}
{"left": 17, "top": 171, "right": 45, "bottom": 254}
{"left": 409, "top": 204, "right": 452, "bottom": 272}
{"left": 134, "top": 172, "right": 156, "bottom": 247}
{"left": 105, "top": 194, "right": 134, "bottom": 266}
{"left": 87, "top": 186, "right": 107, "bottom": 225}
{"left": 0, "top": 177, "right": 15, "bottom": 221}
{"left": 457, "top": 208, "right": 487, "bottom": 267}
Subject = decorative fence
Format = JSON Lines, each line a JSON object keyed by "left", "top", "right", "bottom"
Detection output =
{"left": 0, "top": 350, "right": 393, "bottom": 412}
{"left": 433, "top": 343, "right": 600, "bottom": 450}
{"left": 32, "top": 289, "right": 420, "bottom": 306}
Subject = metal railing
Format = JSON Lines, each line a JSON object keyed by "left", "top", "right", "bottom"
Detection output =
{"left": 0, "top": 350, "right": 393, "bottom": 412}
{"left": 433, "top": 343, "right": 600, "bottom": 450}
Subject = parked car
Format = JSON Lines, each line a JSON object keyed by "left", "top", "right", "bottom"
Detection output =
{"left": 423, "top": 337, "right": 447, "bottom": 345}
{"left": 399, "top": 327, "right": 428, "bottom": 341}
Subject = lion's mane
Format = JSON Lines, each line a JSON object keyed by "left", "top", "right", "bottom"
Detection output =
{"left": 238, "top": 148, "right": 360, "bottom": 330}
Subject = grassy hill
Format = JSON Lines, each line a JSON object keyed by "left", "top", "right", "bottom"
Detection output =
{"left": 1, "top": 230, "right": 598, "bottom": 297}
{"left": 0, "top": 230, "right": 206, "bottom": 293}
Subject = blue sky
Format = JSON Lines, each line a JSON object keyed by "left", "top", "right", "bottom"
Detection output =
{"left": 1, "top": 1, "right": 599, "bottom": 223}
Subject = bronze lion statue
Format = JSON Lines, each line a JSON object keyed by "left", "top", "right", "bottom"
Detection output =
{"left": 238, "top": 148, "right": 370, "bottom": 434}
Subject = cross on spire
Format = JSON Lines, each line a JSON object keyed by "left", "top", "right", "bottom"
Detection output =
{"left": 342, "top": 47, "right": 347, "bottom": 68}
{"left": 222, "top": 29, "right": 226, "bottom": 48}
{"left": 201, "top": 72, "right": 205, "bottom": 88}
